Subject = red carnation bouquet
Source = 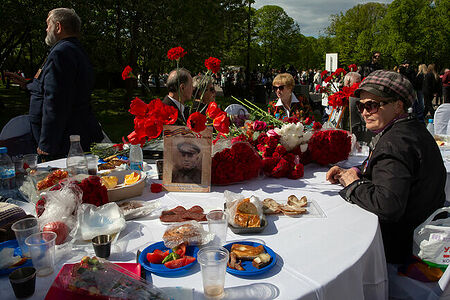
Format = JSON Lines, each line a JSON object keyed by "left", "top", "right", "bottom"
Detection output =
{"left": 307, "top": 129, "right": 352, "bottom": 165}
{"left": 211, "top": 141, "right": 262, "bottom": 185}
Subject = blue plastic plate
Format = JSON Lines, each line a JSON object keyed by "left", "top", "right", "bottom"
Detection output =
{"left": 224, "top": 241, "right": 277, "bottom": 276}
{"left": 139, "top": 241, "right": 198, "bottom": 276}
{"left": 0, "top": 240, "right": 32, "bottom": 276}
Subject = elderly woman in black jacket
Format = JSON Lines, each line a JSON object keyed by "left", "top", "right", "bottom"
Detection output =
{"left": 326, "top": 70, "right": 446, "bottom": 264}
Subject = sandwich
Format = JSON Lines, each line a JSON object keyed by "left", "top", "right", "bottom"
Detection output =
{"left": 231, "top": 244, "right": 265, "bottom": 260}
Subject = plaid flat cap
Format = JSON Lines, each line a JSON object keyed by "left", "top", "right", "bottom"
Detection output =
{"left": 355, "top": 70, "right": 415, "bottom": 108}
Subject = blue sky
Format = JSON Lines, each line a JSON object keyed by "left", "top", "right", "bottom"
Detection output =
{"left": 253, "top": 0, "right": 393, "bottom": 37}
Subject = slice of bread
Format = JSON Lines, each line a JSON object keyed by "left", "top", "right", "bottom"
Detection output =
{"left": 234, "top": 213, "right": 261, "bottom": 228}
{"left": 231, "top": 244, "right": 265, "bottom": 260}
{"left": 236, "top": 198, "right": 258, "bottom": 215}
{"left": 263, "top": 198, "right": 281, "bottom": 214}
{"left": 252, "top": 253, "right": 272, "bottom": 269}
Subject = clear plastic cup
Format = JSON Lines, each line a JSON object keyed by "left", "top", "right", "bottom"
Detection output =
{"left": 86, "top": 154, "right": 99, "bottom": 175}
{"left": 197, "top": 246, "right": 229, "bottom": 299}
{"left": 25, "top": 231, "right": 57, "bottom": 276}
{"left": 23, "top": 154, "right": 38, "bottom": 170}
{"left": 206, "top": 210, "right": 229, "bottom": 246}
{"left": 11, "top": 217, "right": 39, "bottom": 258}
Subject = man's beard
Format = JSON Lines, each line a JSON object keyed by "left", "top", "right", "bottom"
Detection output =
{"left": 45, "top": 29, "right": 58, "bottom": 46}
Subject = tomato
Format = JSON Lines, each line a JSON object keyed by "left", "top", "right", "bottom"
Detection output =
{"left": 43, "top": 221, "right": 69, "bottom": 245}
{"left": 183, "top": 256, "right": 196, "bottom": 266}
{"left": 147, "top": 252, "right": 165, "bottom": 264}
{"left": 154, "top": 249, "right": 169, "bottom": 258}
{"left": 173, "top": 243, "right": 186, "bottom": 257}
{"left": 164, "top": 257, "right": 186, "bottom": 269}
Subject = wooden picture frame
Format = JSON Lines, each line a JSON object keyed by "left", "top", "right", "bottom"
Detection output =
{"left": 162, "top": 125, "right": 212, "bottom": 192}
{"left": 328, "top": 106, "right": 346, "bottom": 128}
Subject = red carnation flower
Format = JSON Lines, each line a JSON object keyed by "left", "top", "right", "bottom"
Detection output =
{"left": 206, "top": 102, "right": 222, "bottom": 119}
{"left": 144, "top": 117, "right": 164, "bottom": 139}
{"left": 205, "top": 57, "right": 221, "bottom": 74}
{"left": 122, "top": 65, "right": 133, "bottom": 80}
{"left": 129, "top": 97, "right": 148, "bottom": 117}
{"left": 312, "top": 121, "right": 322, "bottom": 131}
{"left": 348, "top": 64, "right": 357, "bottom": 72}
{"left": 187, "top": 112, "right": 207, "bottom": 133}
{"left": 321, "top": 70, "right": 328, "bottom": 78}
{"left": 288, "top": 163, "right": 304, "bottom": 179}
{"left": 333, "top": 68, "right": 347, "bottom": 76}
{"left": 324, "top": 76, "right": 333, "bottom": 83}
{"left": 213, "top": 112, "right": 230, "bottom": 134}
{"left": 304, "top": 117, "right": 312, "bottom": 125}
{"left": 167, "top": 46, "right": 187, "bottom": 60}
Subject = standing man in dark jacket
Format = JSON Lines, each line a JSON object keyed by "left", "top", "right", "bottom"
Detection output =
{"left": 162, "top": 68, "right": 193, "bottom": 125}
{"left": 6, "top": 8, "right": 103, "bottom": 159}
{"left": 326, "top": 70, "right": 446, "bottom": 264}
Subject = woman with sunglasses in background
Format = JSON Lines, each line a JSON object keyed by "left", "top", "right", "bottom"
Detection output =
{"left": 191, "top": 75, "right": 216, "bottom": 112}
{"left": 267, "top": 73, "right": 312, "bottom": 121}
{"left": 326, "top": 70, "right": 446, "bottom": 265}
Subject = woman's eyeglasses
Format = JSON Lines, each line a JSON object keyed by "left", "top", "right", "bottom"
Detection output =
{"left": 355, "top": 100, "right": 388, "bottom": 114}
{"left": 273, "top": 85, "right": 285, "bottom": 91}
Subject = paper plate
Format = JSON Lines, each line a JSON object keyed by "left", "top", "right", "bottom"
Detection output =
{"left": 0, "top": 240, "right": 33, "bottom": 276}
{"left": 224, "top": 241, "right": 277, "bottom": 276}
{"left": 139, "top": 241, "right": 198, "bottom": 276}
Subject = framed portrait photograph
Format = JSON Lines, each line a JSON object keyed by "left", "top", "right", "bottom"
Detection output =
{"left": 328, "top": 106, "right": 346, "bottom": 129}
{"left": 162, "top": 125, "right": 212, "bottom": 192}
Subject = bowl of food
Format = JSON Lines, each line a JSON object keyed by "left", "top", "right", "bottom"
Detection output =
{"left": 101, "top": 170, "right": 146, "bottom": 202}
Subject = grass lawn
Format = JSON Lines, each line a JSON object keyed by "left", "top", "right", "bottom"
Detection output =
{"left": 0, "top": 84, "right": 243, "bottom": 143}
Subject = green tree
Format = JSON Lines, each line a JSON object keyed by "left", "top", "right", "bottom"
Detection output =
{"left": 253, "top": 5, "right": 301, "bottom": 69}
{"left": 326, "top": 3, "right": 388, "bottom": 67}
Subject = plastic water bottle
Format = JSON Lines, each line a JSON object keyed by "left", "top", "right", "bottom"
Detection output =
{"left": 427, "top": 119, "right": 434, "bottom": 136}
{"left": 66, "top": 135, "right": 88, "bottom": 176}
{"left": 0, "top": 147, "right": 15, "bottom": 191}
{"left": 129, "top": 144, "right": 143, "bottom": 171}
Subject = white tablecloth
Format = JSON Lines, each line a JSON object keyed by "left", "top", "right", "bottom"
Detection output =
{"left": 0, "top": 158, "right": 390, "bottom": 300}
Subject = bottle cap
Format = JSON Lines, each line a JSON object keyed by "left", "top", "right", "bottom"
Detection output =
{"left": 0, "top": 147, "right": 7, "bottom": 154}
{"left": 428, "top": 119, "right": 433, "bottom": 123}
{"left": 70, "top": 135, "right": 81, "bottom": 142}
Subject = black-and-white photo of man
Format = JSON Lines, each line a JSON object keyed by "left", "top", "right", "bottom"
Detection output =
{"left": 172, "top": 141, "right": 202, "bottom": 184}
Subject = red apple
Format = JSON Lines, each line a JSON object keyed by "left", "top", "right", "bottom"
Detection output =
{"left": 43, "top": 221, "right": 69, "bottom": 245}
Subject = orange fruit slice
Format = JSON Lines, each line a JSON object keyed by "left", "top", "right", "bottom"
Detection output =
{"left": 101, "top": 176, "right": 118, "bottom": 189}
{"left": 124, "top": 172, "right": 141, "bottom": 186}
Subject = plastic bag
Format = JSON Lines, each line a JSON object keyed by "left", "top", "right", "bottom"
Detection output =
{"left": 162, "top": 220, "right": 212, "bottom": 248}
{"left": 224, "top": 190, "right": 263, "bottom": 227}
{"left": 50, "top": 256, "right": 168, "bottom": 299}
{"left": 116, "top": 199, "right": 161, "bottom": 221}
{"left": 37, "top": 181, "right": 82, "bottom": 241}
{"left": 413, "top": 207, "right": 450, "bottom": 267}
{"left": 72, "top": 202, "right": 126, "bottom": 241}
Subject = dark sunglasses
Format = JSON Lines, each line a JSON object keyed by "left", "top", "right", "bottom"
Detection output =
{"left": 273, "top": 85, "right": 285, "bottom": 91}
{"left": 356, "top": 100, "right": 388, "bottom": 114}
{"left": 373, "top": 55, "right": 380, "bottom": 59}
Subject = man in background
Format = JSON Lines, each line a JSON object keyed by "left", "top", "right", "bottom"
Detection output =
{"left": 163, "top": 68, "right": 193, "bottom": 125}
{"left": 360, "top": 51, "right": 382, "bottom": 78}
{"left": 6, "top": 8, "right": 103, "bottom": 159}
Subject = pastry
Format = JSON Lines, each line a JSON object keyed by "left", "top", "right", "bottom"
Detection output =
{"left": 231, "top": 244, "right": 265, "bottom": 260}
{"left": 252, "top": 253, "right": 272, "bottom": 269}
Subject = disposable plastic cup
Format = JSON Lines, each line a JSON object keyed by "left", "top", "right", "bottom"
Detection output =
{"left": 23, "top": 154, "right": 38, "bottom": 170}
{"left": 198, "top": 246, "right": 229, "bottom": 299}
{"left": 206, "top": 210, "right": 229, "bottom": 246}
{"left": 11, "top": 217, "right": 39, "bottom": 258}
{"left": 25, "top": 231, "right": 57, "bottom": 277}
{"left": 92, "top": 235, "right": 112, "bottom": 259}
{"left": 86, "top": 154, "right": 99, "bottom": 175}
{"left": 9, "top": 267, "right": 36, "bottom": 298}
